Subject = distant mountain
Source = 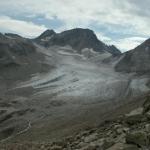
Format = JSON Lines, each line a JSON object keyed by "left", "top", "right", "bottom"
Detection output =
{"left": 5, "top": 33, "right": 23, "bottom": 39}
{"left": 115, "top": 38, "right": 150, "bottom": 73}
{"left": 35, "top": 28, "right": 121, "bottom": 56}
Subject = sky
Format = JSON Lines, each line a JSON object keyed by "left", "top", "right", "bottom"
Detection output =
{"left": 0, "top": 0, "right": 149, "bottom": 52}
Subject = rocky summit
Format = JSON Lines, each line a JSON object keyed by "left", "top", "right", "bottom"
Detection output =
{"left": 35, "top": 28, "right": 121, "bottom": 56}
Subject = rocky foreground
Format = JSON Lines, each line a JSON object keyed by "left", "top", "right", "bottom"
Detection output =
{"left": 0, "top": 94, "right": 150, "bottom": 150}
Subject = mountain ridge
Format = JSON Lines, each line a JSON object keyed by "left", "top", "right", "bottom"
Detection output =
{"left": 34, "top": 28, "right": 121, "bottom": 56}
{"left": 115, "top": 38, "right": 150, "bottom": 73}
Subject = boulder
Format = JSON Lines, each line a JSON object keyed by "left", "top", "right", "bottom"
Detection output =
{"left": 126, "top": 131, "right": 149, "bottom": 147}
{"left": 84, "top": 133, "right": 98, "bottom": 143}
{"left": 125, "top": 108, "right": 143, "bottom": 125}
{"left": 79, "top": 138, "right": 114, "bottom": 150}
{"left": 125, "top": 114, "right": 143, "bottom": 125}
{"left": 100, "top": 139, "right": 115, "bottom": 149}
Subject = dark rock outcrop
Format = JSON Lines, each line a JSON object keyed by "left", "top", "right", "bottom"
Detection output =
{"left": 126, "top": 131, "right": 149, "bottom": 147}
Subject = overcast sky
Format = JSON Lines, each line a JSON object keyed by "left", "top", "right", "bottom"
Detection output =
{"left": 0, "top": 0, "right": 149, "bottom": 52}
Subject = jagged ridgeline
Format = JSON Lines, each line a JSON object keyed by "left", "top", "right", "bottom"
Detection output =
{"left": 34, "top": 28, "right": 121, "bottom": 56}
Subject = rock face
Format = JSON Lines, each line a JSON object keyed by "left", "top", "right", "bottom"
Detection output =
{"left": 35, "top": 28, "right": 121, "bottom": 56}
{"left": 115, "top": 38, "right": 150, "bottom": 73}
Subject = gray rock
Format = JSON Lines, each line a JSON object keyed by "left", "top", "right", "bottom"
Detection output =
{"left": 100, "top": 139, "right": 115, "bottom": 149}
{"left": 145, "top": 124, "right": 150, "bottom": 132}
{"left": 50, "top": 145, "right": 62, "bottom": 150}
{"left": 126, "top": 131, "right": 149, "bottom": 147}
{"left": 125, "top": 114, "right": 143, "bottom": 125}
{"left": 124, "top": 108, "right": 144, "bottom": 125}
{"left": 107, "top": 143, "right": 139, "bottom": 150}
{"left": 84, "top": 133, "right": 98, "bottom": 143}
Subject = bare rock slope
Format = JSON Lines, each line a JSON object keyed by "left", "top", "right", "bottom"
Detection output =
{"left": 115, "top": 38, "right": 150, "bottom": 73}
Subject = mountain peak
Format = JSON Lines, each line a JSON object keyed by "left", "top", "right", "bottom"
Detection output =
{"left": 62, "top": 28, "right": 95, "bottom": 34}
{"left": 37, "top": 29, "right": 56, "bottom": 39}
{"left": 60, "top": 28, "right": 98, "bottom": 41}
{"left": 35, "top": 28, "right": 121, "bottom": 55}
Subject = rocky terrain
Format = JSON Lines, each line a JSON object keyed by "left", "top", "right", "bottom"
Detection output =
{"left": 0, "top": 94, "right": 150, "bottom": 150}
{"left": 0, "top": 28, "right": 149, "bottom": 149}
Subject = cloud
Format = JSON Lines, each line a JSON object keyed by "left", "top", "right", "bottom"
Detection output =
{"left": 1, "top": 0, "right": 150, "bottom": 32}
{"left": 109, "top": 37, "right": 147, "bottom": 52}
{"left": 0, "top": 0, "right": 149, "bottom": 51}
{"left": 0, "top": 16, "right": 47, "bottom": 37}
